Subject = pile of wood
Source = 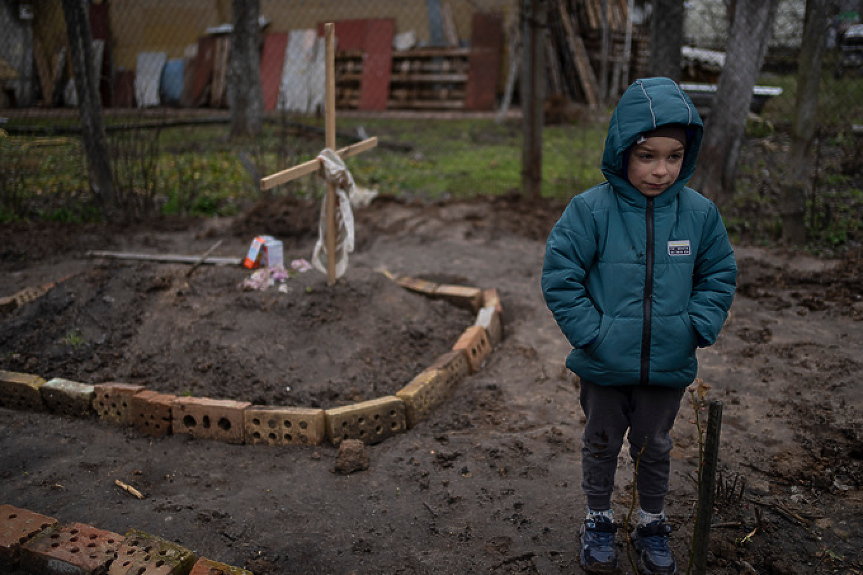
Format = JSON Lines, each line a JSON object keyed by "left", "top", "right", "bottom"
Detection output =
{"left": 545, "top": 0, "right": 649, "bottom": 106}
{"left": 334, "top": 13, "right": 502, "bottom": 112}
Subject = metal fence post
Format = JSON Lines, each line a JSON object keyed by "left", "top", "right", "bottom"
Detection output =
{"left": 692, "top": 400, "right": 723, "bottom": 574}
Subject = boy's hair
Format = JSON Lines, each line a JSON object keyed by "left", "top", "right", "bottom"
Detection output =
{"left": 634, "top": 125, "right": 688, "bottom": 146}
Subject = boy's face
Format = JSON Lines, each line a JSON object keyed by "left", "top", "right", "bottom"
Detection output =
{"left": 626, "top": 127, "right": 687, "bottom": 198}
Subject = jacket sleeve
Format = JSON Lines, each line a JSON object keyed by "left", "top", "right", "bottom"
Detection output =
{"left": 541, "top": 198, "right": 602, "bottom": 349}
{"left": 689, "top": 202, "right": 737, "bottom": 346}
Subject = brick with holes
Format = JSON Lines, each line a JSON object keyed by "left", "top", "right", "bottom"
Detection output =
{"left": 131, "top": 390, "right": 177, "bottom": 437}
{"left": 188, "top": 557, "right": 252, "bottom": 575}
{"left": 474, "top": 304, "right": 503, "bottom": 347}
{"left": 452, "top": 324, "right": 492, "bottom": 374}
{"left": 397, "top": 365, "right": 461, "bottom": 428}
{"left": 93, "top": 382, "right": 146, "bottom": 425}
{"left": 244, "top": 406, "right": 326, "bottom": 446}
{"left": 0, "top": 504, "right": 57, "bottom": 567}
{"left": 172, "top": 397, "right": 250, "bottom": 444}
{"left": 325, "top": 396, "right": 406, "bottom": 446}
{"left": 19, "top": 522, "right": 123, "bottom": 575}
{"left": 107, "top": 528, "right": 196, "bottom": 575}
{"left": 0, "top": 370, "right": 45, "bottom": 412}
{"left": 427, "top": 349, "right": 471, "bottom": 386}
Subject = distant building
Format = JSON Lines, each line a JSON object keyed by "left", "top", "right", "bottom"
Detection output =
{"left": 683, "top": 0, "right": 806, "bottom": 50}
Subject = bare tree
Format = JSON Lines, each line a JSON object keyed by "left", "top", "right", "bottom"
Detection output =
{"left": 61, "top": 0, "right": 116, "bottom": 216}
{"left": 649, "top": 0, "right": 685, "bottom": 81}
{"left": 782, "top": 0, "right": 829, "bottom": 245}
{"left": 690, "top": 0, "right": 778, "bottom": 206}
{"left": 229, "top": 0, "right": 264, "bottom": 138}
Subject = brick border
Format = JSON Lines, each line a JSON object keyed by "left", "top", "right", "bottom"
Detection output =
{"left": 0, "top": 275, "right": 504, "bottom": 448}
{"left": 1, "top": 504, "right": 251, "bottom": 574}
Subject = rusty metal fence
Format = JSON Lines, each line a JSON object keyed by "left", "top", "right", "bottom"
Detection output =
{"left": 1, "top": 0, "right": 862, "bottom": 224}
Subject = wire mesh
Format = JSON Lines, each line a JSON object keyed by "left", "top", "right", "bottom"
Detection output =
{"left": 0, "top": 0, "right": 861, "bottom": 229}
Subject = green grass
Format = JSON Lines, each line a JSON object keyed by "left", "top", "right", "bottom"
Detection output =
{"left": 2, "top": 75, "right": 861, "bottom": 255}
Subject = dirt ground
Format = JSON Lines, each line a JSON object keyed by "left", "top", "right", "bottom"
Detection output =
{"left": 1, "top": 193, "right": 861, "bottom": 574}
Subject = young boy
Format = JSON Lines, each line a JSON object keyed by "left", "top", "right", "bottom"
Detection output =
{"left": 541, "top": 77, "right": 736, "bottom": 574}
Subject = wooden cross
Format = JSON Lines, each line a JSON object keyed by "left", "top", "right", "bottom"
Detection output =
{"left": 259, "top": 23, "right": 378, "bottom": 285}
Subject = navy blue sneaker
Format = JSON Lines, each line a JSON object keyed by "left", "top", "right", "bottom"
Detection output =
{"left": 631, "top": 519, "right": 677, "bottom": 575}
{"left": 580, "top": 515, "right": 618, "bottom": 573}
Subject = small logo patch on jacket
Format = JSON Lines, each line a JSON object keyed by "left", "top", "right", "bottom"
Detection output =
{"left": 668, "top": 240, "right": 691, "bottom": 256}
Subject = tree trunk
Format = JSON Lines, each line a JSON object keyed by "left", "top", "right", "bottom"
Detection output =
{"left": 649, "top": 0, "right": 685, "bottom": 81}
{"left": 229, "top": 0, "right": 263, "bottom": 138}
{"left": 782, "top": 0, "right": 828, "bottom": 245}
{"left": 521, "top": 0, "right": 545, "bottom": 199}
{"left": 690, "top": 0, "right": 777, "bottom": 207}
{"left": 61, "top": 0, "right": 116, "bottom": 216}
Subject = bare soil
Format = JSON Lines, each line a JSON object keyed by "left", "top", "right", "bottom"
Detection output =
{"left": 1, "top": 193, "right": 861, "bottom": 574}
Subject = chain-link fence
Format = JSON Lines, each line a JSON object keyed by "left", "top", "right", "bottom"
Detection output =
{"left": 1, "top": 0, "right": 862, "bottom": 238}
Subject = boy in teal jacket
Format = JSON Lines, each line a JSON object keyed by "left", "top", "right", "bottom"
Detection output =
{"left": 542, "top": 77, "right": 736, "bottom": 574}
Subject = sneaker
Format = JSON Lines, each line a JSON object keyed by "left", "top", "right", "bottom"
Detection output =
{"left": 580, "top": 515, "right": 618, "bottom": 573}
{"left": 631, "top": 519, "right": 677, "bottom": 575}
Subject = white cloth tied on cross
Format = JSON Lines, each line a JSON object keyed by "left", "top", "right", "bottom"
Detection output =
{"left": 311, "top": 148, "right": 356, "bottom": 279}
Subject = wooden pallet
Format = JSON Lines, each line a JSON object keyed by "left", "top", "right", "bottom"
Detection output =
{"left": 336, "top": 47, "right": 472, "bottom": 110}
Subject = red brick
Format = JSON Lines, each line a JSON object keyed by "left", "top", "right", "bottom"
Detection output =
{"left": 93, "top": 383, "right": 147, "bottom": 425}
{"left": 131, "top": 391, "right": 177, "bottom": 437}
{"left": 452, "top": 325, "right": 492, "bottom": 374}
{"left": 172, "top": 397, "right": 250, "bottom": 444}
{"left": 433, "top": 284, "right": 483, "bottom": 311}
{"left": 108, "top": 529, "right": 196, "bottom": 575}
{"left": 20, "top": 522, "right": 122, "bottom": 575}
{"left": 0, "top": 504, "right": 57, "bottom": 567}
{"left": 0, "top": 370, "right": 46, "bottom": 412}
{"left": 189, "top": 557, "right": 252, "bottom": 575}
{"left": 244, "top": 406, "right": 326, "bottom": 446}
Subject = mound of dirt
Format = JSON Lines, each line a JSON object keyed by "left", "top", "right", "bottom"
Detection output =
{"left": 0, "top": 263, "right": 474, "bottom": 409}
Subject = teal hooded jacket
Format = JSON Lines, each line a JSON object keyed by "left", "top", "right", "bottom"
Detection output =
{"left": 541, "top": 77, "right": 737, "bottom": 388}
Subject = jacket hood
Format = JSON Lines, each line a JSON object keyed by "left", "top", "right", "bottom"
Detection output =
{"left": 601, "top": 77, "right": 704, "bottom": 205}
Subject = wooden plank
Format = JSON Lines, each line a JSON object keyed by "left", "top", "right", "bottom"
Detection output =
{"left": 559, "top": 0, "right": 599, "bottom": 107}
{"left": 210, "top": 35, "right": 230, "bottom": 108}
{"left": 546, "top": 35, "right": 563, "bottom": 96}
{"left": 464, "top": 12, "right": 502, "bottom": 110}
{"left": 358, "top": 19, "right": 394, "bottom": 110}
{"left": 387, "top": 99, "right": 465, "bottom": 109}
{"left": 190, "top": 35, "right": 216, "bottom": 107}
{"left": 87, "top": 251, "right": 242, "bottom": 266}
{"left": 32, "top": 37, "right": 54, "bottom": 106}
{"left": 324, "top": 23, "right": 337, "bottom": 285}
{"left": 260, "top": 32, "right": 289, "bottom": 111}
{"left": 260, "top": 137, "right": 378, "bottom": 190}
{"left": 441, "top": 0, "right": 460, "bottom": 46}
{"left": 392, "top": 47, "right": 472, "bottom": 58}
{"left": 390, "top": 73, "right": 468, "bottom": 82}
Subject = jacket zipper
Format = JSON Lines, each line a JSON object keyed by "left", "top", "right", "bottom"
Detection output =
{"left": 640, "top": 197, "right": 654, "bottom": 385}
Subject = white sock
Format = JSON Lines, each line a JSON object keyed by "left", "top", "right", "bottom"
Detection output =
{"left": 587, "top": 508, "right": 614, "bottom": 521}
{"left": 637, "top": 508, "right": 665, "bottom": 526}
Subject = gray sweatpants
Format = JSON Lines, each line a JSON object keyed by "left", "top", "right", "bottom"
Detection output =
{"left": 579, "top": 379, "right": 686, "bottom": 514}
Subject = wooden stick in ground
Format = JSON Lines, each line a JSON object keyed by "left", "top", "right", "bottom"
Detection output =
{"left": 186, "top": 239, "right": 223, "bottom": 278}
{"left": 324, "top": 22, "right": 337, "bottom": 285}
{"left": 691, "top": 400, "right": 724, "bottom": 574}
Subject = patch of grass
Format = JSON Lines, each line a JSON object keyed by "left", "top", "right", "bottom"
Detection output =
{"left": 62, "top": 329, "right": 86, "bottom": 348}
